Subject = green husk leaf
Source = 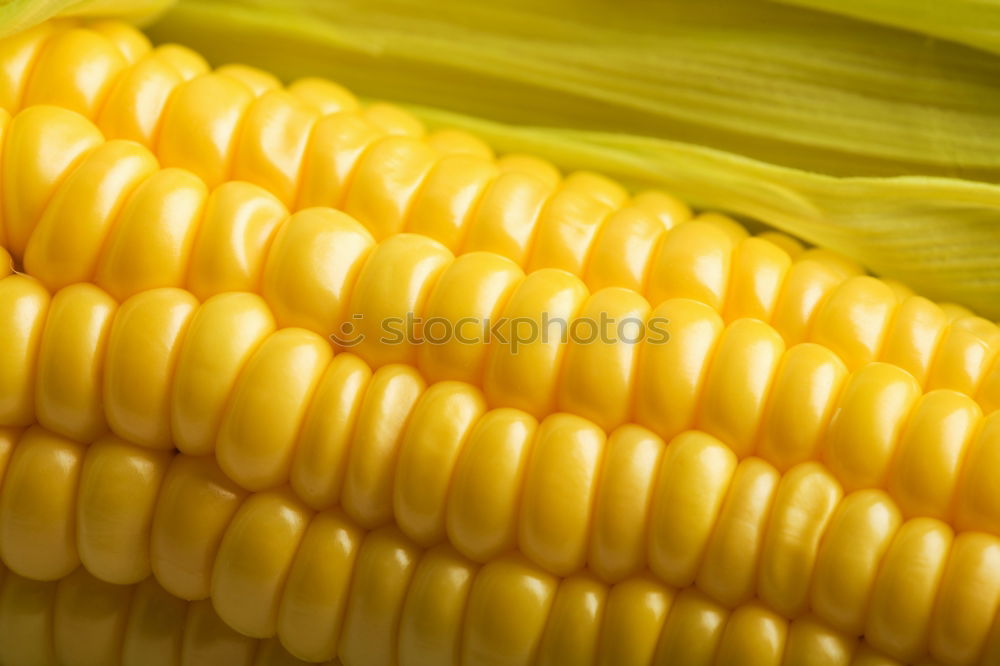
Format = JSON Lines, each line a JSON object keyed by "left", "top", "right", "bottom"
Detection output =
{"left": 775, "top": 0, "right": 1000, "bottom": 58}
{"left": 137, "top": 0, "right": 998, "bottom": 317}
{"left": 0, "top": 0, "right": 175, "bottom": 37}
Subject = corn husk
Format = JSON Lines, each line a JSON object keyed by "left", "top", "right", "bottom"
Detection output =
{"left": 775, "top": 0, "right": 1000, "bottom": 58}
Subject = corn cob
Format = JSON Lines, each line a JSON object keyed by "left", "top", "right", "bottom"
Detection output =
{"left": 2, "top": 101, "right": 999, "bottom": 419}
{"left": 0, "top": 564, "right": 338, "bottom": 666}
{"left": 4, "top": 255, "right": 1000, "bottom": 548}
{"left": 1, "top": 16, "right": 999, "bottom": 666}
{"left": 0, "top": 101, "right": 996, "bottom": 656}
{"left": 0, "top": 425, "right": 972, "bottom": 665}
{"left": 0, "top": 566, "right": 899, "bottom": 666}
{"left": 0, "top": 128, "right": 998, "bottom": 431}
{"left": 3, "top": 422, "right": 999, "bottom": 664}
